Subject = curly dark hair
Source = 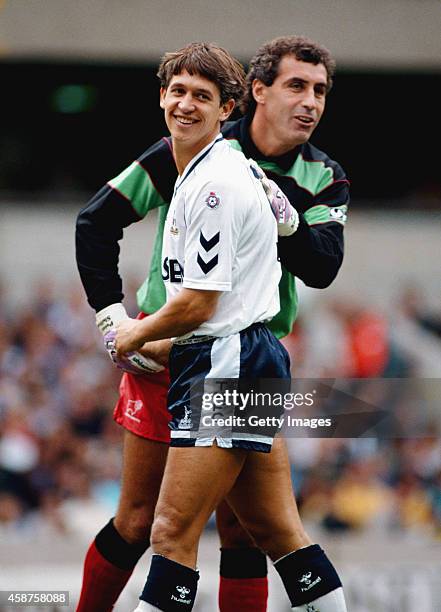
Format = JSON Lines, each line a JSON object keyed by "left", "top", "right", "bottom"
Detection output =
{"left": 157, "top": 42, "right": 246, "bottom": 105}
{"left": 241, "top": 36, "right": 336, "bottom": 114}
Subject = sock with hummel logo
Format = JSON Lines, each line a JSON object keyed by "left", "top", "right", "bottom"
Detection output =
{"left": 274, "top": 544, "right": 347, "bottom": 611}
{"left": 139, "top": 554, "right": 199, "bottom": 611}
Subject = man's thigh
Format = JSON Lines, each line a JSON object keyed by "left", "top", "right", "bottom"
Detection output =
{"left": 229, "top": 437, "right": 294, "bottom": 501}
{"left": 154, "top": 445, "right": 247, "bottom": 539}
{"left": 225, "top": 438, "right": 310, "bottom": 556}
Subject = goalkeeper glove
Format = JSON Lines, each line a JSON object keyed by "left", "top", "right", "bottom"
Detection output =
{"left": 262, "top": 178, "right": 299, "bottom": 237}
{"left": 96, "top": 303, "right": 164, "bottom": 375}
{"left": 251, "top": 161, "right": 299, "bottom": 236}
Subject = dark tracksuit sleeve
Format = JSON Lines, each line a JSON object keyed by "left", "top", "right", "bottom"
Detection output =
{"left": 75, "top": 185, "right": 142, "bottom": 312}
{"left": 76, "top": 138, "right": 176, "bottom": 313}
{"left": 277, "top": 177, "right": 349, "bottom": 288}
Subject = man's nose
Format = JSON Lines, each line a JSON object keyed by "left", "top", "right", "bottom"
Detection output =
{"left": 301, "top": 87, "right": 317, "bottom": 110}
{"left": 178, "top": 93, "right": 196, "bottom": 112}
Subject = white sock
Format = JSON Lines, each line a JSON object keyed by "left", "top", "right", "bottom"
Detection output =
{"left": 292, "top": 587, "right": 348, "bottom": 611}
{"left": 133, "top": 600, "right": 162, "bottom": 612}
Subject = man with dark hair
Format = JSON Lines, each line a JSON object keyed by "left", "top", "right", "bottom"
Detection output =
{"left": 76, "top": 35, "right": 349, "bottom": 612}
{"left": 242, "top": 35, "right": 335, "bottom": 112}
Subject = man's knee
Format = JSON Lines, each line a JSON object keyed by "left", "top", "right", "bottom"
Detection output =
{"left": 238, "top": 518, "right": 307, "bottom": 558}
{"left": 150, "top": 508, "right": 195, "bottom": 557}
{"left": 114, "top": 503, "right": 153, "bottom": 545}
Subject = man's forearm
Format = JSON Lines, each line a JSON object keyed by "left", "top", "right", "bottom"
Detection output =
{"left": 135, "top": 298, "right": 204, "bottom": 343}
{"left": 116, "top": 288, "right": 220, "bottom": 355}
{"left": 278, "top": 214, "right": 344, "bottom": 288}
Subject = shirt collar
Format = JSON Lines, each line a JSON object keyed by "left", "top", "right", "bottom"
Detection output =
{"left": 175, "top": 134, "right": 224, "bottom": 192}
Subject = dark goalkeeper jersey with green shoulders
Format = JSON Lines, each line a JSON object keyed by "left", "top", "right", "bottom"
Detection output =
{"left": 76, "top": 116, "right": 349, "bottom": 339}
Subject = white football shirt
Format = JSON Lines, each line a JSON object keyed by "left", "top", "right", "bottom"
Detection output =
{"left": 162, "top": 135, "right": 281, "bottom": 339}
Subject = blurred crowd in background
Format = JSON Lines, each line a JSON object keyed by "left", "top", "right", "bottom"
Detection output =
{"left": 1, "top": 276, "right": 440, "bottom": 543}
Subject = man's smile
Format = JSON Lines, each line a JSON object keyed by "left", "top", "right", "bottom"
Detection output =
{"left": 173, "top": 114, "right": 199, "bottom": 125}
{"left": 293, "top": 114, "right": 315, "bottom": 126}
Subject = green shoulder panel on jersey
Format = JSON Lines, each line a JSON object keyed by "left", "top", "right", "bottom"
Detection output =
{"left": 254, "top": 156, "right": 334, "bottom": 196}
{"left": 227, "top": 138, "right": 338, "bottom": 197}
{"left": 109, "top": 162, "right": 168, "bottom": 218}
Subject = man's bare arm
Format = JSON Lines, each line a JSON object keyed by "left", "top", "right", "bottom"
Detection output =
{"left": 115, "top": 288, "right": 221, "bottom": 356}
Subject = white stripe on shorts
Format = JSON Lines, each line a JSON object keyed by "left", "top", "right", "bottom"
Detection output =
{"left": 206, "top": 334, "right": 241, "bottom": 379}
{"left": 200, "top": 334, "right": 240, "bottom": 447}
{"left": 171, "top": 430, "right": 191, "bottom": 438}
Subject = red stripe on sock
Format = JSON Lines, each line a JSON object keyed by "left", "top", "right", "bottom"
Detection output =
{"left": 219, "top": 576, "right": 268, "bottom": 612}
{"left": 76, "top": 541, "right": 133, "bottom": 612}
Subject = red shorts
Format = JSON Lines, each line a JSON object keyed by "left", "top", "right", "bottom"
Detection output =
{"left": 112, "top": 313, "right": 171, "bottom": 443}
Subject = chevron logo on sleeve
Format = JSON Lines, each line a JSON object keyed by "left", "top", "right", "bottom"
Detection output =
{"left": 198, "top": 230, "right": 220, "bottom": 274}
{"left": 199, "top": 230, "right": 220, "bottom": 251}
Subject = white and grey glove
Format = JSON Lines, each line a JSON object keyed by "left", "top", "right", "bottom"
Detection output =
{"left": 96, "top": 303, "right": 164, "bottom": 375}
{"left": 262, "top": 178, "right": 299, "bottom": 237}
{"left": 250, "top": 161, "right": 299, "bottom": 237}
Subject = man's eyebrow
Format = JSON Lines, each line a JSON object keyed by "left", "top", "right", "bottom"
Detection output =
{"left": 285, "top": 77, "right": 307, "bottom": 84}
{"left": 170, "top": 82, "right": 213, "bottom": 96}
{"left": 169, "top": 81, "right": 186, "bottom": 88}
{"left": 285, "top": 76, "right": 327, "bottom": 88}
{"left": 194, "top": 87, "right": 213, "bottom": 96}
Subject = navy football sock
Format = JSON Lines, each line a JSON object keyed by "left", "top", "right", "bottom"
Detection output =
{"left": 219, "top": 547, "right": 267, "bottom": 579}
{"left": 274, "top": 544, "right": 342, "bottom": 608}
{"left": 140, "top": 554, "right": 199, "bottom": 611}
{"left": 95, "top": 518, "right": 149, "bottom": 570}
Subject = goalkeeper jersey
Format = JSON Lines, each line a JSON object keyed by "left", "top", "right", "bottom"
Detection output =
{"left": 76, "top": 115, "right": 350, "bottom": 339}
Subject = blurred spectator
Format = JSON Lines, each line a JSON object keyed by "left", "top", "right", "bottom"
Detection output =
{"left": 325, "top": 458, "right": 394, "bottom": 531}
{"left": 346, "top": 308, "right": 389, "bottom": 377}
{"left": 391, "top": 285, "right": 441, "bottom": 376}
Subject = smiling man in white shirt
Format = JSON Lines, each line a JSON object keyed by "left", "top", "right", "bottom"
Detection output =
{"left": 114, "top": 42, "right": 347, "bottom": 612}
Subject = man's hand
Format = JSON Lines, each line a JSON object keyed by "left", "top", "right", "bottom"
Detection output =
{"left": 139, "top": 339, "right": 172, "bottom": 367}
{"left": 96, "top": 303, "right": 164, "bottom": 374}
{"left": 114, "top": 317, "right": 145, "bottom": 356}
{"left": 104, "top": 329, "right": 164, "bottom": 374}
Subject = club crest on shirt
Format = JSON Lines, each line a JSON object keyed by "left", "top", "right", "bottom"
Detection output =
{"left": 205, "top": 191, "right": 220, "bottom": 209}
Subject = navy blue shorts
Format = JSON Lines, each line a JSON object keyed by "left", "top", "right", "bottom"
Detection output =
{"left": 168, "top": 322, "right": 291, "bottom": 452}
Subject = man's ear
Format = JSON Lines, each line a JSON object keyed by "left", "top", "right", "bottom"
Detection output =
{"left": 219, "top": 98, "right": 235, "bottom": 122}
{"left": 251, "top": 79, "right": 266, "bottom": 105}
{"left": 159, "top": 87, "right": 166, "bottom": 109}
